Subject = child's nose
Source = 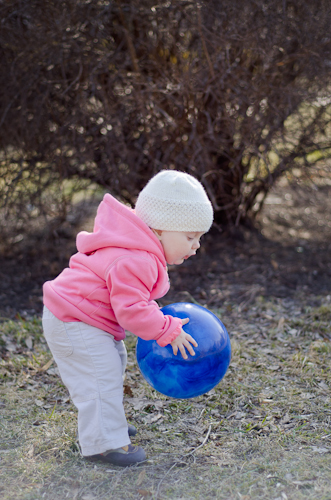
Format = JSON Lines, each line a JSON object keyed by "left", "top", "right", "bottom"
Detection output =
{"left": 192, "top": 240, "right": 200, "bottom": 250}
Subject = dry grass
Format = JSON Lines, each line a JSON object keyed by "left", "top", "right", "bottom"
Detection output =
{"left": 1, "top": 294, "right": 331, "bottom": 500}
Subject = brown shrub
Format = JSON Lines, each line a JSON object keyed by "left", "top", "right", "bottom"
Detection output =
{"left": 1, "top": 0, "right": 331, "bottom": 249}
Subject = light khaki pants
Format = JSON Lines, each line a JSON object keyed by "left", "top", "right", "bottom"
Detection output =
{"left": 42, "top": 306, "right": 130, "bottom": 456}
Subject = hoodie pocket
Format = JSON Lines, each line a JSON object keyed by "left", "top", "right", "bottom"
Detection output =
{"left": 77, "top": 287, "right": 111, "bottom": 317}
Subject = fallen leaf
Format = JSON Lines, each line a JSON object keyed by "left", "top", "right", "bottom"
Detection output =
{"left": 47, "top": 367, "right": 60, "bottom": 376}
{"left": 124, "top": 384, "right": 134, "bottom": 397}
{"left": 311, "top": 446, "right": 329, "bottom": 454}
{"left": 217, "top": 460, "right": 231, "bottom": 466}
{"left": 292, "top": 480, "right": 315, "bottom": 486}
{"left": 143, "top": 413, "right": 163, "bottom": 424}
{"left": 27, "top": 445, "right": 35, "bottom": 458}
{"left": 39, "top": 358, "right": 54, "bottom": 371}
{"left": 234, "top": 411, "right": 246, "bottom": 420}
{"left": 280, "top": 414, "right": 291, "bottom": 424}
{"left": 5, "top": 341, "right": 17, "bottom": 352}
{"left": 25, "top": 336, "right": 33, "bottom": 349}
{"left": 301, "top": 392, "right": 315, "bottom": 399}
{"left": 137, "top": 489, "right": 152, "bottom": 498}
{"left": 136, "top": 469, "right": 146, "bottom": 486}
{"left": 318, "top": 381, "right": 329, "bottom": 392}
{"left": 130, "top": 399, "right": 150, "bottom": 411}
{"left": 277, "top": 317, "right": 285, "bottom": 330}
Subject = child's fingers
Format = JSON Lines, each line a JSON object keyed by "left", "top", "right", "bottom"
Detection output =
{"left": 182, "top": 339, "right": 196, "bottom": 356}
{"left": 176, "top": 337, "right": 197, "bottom": 359}
{"left": 178, "top": 344, "right": 188, "bottom": 360}
{"left": 170, "top": 330, "right": 197, "bottom": 359}
{"left": 172, "top": 344, "right": 178, "bottom": 356}
{"left": 185, "top": 333, "right": 198, "bottom": 347}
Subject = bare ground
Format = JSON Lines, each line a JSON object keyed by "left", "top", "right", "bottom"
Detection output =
{"left": 0, "top": 178, "right": 331, "bottom": 319}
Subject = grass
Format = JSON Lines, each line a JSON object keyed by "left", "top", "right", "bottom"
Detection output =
{"left": 1, "top": 295, "right": 331, "bottom": 500}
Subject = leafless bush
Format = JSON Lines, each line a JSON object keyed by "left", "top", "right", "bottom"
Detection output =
{"left": 1, "top": 0, "right": 331, "bottom": 250}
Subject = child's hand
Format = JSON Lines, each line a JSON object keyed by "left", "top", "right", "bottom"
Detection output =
{"left": 170, "top": 318, "right": 198, "bottom": 359}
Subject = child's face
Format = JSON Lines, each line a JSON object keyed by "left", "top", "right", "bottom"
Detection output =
{"left": 156, "top": 230, "right": 205, "bottom": 265}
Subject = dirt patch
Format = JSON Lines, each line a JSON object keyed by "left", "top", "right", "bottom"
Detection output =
{"left": 1, "top": 179, "right": 330, "bottom": 319}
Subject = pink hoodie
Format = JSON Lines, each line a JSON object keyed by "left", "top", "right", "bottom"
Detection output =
{"left": 43, "top": 194, "right": 182, "bottom": 346}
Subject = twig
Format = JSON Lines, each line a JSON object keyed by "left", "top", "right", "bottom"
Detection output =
{"left": 183, "top": 424, "right": 212, "bottom": 457}
{"left": 39, "top": 357, "right": 54, "bottom": 372}
{"left": 198, "top": 408, "right": 206, "bottom": 420}
{"left": 116, "top": 0, "right": 140, "bottom": 74}
{"left": 61, "top": 60, "right": 83, "bottom": 96}
{"left": 35, "top": 447, "right": 59, "bottom": 457}
{"left": 197, "top": 4, "right": 215, "bottom": 79}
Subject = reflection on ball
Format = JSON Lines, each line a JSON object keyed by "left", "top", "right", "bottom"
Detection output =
{"left": 136, "top": 303, "right": 231, "bottom": 399}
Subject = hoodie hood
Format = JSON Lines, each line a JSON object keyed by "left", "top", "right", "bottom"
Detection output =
{"left": 76, "top": 194, "right": 166, "bottom": 264}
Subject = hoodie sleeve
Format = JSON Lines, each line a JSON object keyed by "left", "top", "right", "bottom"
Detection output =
{"left": 107, "top": 256, "right": 182, "bottom": 345}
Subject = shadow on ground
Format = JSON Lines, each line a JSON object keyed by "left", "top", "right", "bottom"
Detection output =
{"left": 0, "top": 180, "right": 330, "bottom": 319}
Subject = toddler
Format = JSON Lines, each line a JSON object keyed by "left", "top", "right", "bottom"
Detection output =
{"left": 42, "top": 170, "right": 213, "bottom": 466}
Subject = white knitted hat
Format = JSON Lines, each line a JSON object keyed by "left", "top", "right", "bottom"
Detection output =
{"left": 135, "top": 170, "right": 213, "bottom": 232}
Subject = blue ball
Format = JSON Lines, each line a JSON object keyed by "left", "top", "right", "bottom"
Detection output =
{"left": 136, "top": 302, "right": 231, "bottom": 399}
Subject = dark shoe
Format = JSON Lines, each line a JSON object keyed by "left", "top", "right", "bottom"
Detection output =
{"left": 86, "top": 444, "right": 146, "bottom": 467}
{"left": 128, "top": 424, "right": 137, "bottom": 436}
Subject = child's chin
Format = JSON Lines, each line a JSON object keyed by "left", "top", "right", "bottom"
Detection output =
{"left": 172, "top": 258, "right": 185, "bottom": 265}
